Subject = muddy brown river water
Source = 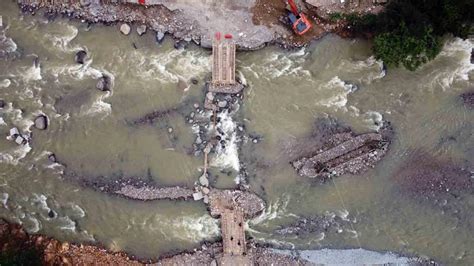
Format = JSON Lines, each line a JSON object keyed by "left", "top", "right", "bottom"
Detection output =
{"left": 1, "top": 1, "right": 473, "bottom": 264}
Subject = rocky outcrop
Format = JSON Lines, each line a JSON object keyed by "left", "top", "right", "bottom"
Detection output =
{"left": 292, "top": 119, "right": 392, "bottom": 180}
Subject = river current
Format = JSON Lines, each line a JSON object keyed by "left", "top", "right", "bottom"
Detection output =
{"left": 1, "top": 1, "right": 473, "bottom": 264}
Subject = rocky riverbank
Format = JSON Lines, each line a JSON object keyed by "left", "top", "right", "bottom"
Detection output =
{"left": 17, "top": 0, "right": 385, "bottom": 50}
{"left": 0, "top": 218, "right": 310, "bottom": 265}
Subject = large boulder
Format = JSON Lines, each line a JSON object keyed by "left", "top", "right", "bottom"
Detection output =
{"left": 120, "top": 23, "right": 131, "bottom": 35}
{"left": 74, "top": 50, "right": 87, "bottom": 64}
{"left": 34, "top": 115, "right": 48, "bottom": 130}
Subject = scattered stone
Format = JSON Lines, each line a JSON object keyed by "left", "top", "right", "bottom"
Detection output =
{"left": 48, "top": 153, "right": 57, "bottom": 163}
{"left": 119, "top": 23, "right": 131, "bottom": 35}
{"left": 168, "top": 127, "right": 173, "bottom": 133}
{"left": 252, "top": 138, "right": 258, "bottom": 144}
{"left": 206, "top": 92, "right": 215, "bottom": 101}
{"left": 174, "top": 41, "right": 186, "bottom": 50}
{"left": 217, "top": 100, "right": 228, "bottom": 108}
{"left": 9, "top": 127, "right": 19, "bottom": 137}
{"left": 96, "top": 75, "right": 111, "bottom": 91}
{"left": 15, "top": 135, "right": 25, "bottom": 145}
{"left": 199, "top": 174, "right": 209, "bottom": 187}
{"left": 193, "top": 191, "right": 204, "bottom": 201}
{"left": 193, "top": 103, "right": 200, "bottom": 109}
{"left": 136, "top": 25, "right": 146, "bottom": 36}
{"left": 74, "top": 50, "right": 87, "bottom": 64}
{"left": 34, "top": 115, "right": 48, "bottom": 130}
{"left": 203, "top": 195, "right": 209, "bottom": 204}
{"left": 202, "top": 187, "right": 210, "bottom": 194}
{"left": 156, "top": 31, "right": 165, "bottom": 43}
{"left": 195, "top": 136, "right": 202, "bottom": 145}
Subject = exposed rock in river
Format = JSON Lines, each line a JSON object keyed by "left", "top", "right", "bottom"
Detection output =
{"left": 136, "top": 24, "right": 146, "bottom": 36}
{"left": 119, "top": 23, "right": 130, "bottom": 35}
{"left": 393, "top": 152, "right": 472, "bottom": 200}
{"left": 96, "top": 74, "right": 111, "bottom": 91}
{"left": 275, "top": 213, "right": 352, "bottom": 236}
{"left": 460, "top": 91, "right": 474, "bottom": 108}
{"left": 291, "top": 118, "right": 393, "bottom": 180}
{"left": 34, "top": 115, "right": 48, "bottom": 130}
{"left": 74, "top": 50, "right": 87, "bottom": 64}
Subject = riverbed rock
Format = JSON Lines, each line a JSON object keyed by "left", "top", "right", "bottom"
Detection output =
{"left": 15, "top": 135, "right": 26, "bottom": 145}
{"left": 48, "top": 153, "right": 57, "bottom": 163}
{"left": 9, "top": 127, "right": 19, "bottom": 138}
{"left": 119, "top": 23, "right": 131, "bottom": 35}
{"left": 74, "top": 50, "right": 87, "bottom": 64}
{"left": 199, "top": 174, "right": 209, "bottom": 187}
{"left": 193, "top": 191, "right": 204, "bottom": 201}
{"left": 34, "top": 115, "right": 48, "bottom": 130}
{"left": 136, "top": 25, "right": 146, "bottom": 36}
{"left": 217, "top": 100, "right": 228, "bottom": 108}
{"left": 96, "top": 75, "right": 111, "bottom": 91}
{"left": 460, "top": 91, "right": 474, "bottom": 108}
{"left": 156, "top": 31, "right": 165, "bottom": 43}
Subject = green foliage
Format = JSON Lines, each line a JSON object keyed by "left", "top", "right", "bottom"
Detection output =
{"left": 373, "top": 23, "right": 441, "bottom": 70}
{"left": 0, "top": 248, "right": 42, "bottom": 266}
{"left": 347, "top": 0, "right": 473, "bottom": 70}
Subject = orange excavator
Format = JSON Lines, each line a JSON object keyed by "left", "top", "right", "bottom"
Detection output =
{"left": 286, "top": 0, "right": 312, "bottom": 35}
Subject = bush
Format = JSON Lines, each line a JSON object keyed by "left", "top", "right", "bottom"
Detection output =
{"left": 349, "top": 0, "right": 473, "bottom": 70}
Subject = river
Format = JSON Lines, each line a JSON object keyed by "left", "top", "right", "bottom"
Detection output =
{"left": 0, "top": 1, "right": 473, "bottom": 264}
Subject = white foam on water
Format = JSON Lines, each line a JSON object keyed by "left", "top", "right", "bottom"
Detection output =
{"left": 20, "top": 63, "right": 42, "bottom": 82}
{"left": 150, "top": 214, "right": 219, "bottom": 242}
{"left": 31, "top": 193, "right": 51, "bottom": 214}
{"left": 0, "top": 142, "right": 32, "bottom": 165}
{"left": 57, "top": 216, "right": 77, "bottom": 232}
{"left": 79, "top": 91, "right": 112, "bottom": 118}
{"left": 426, "top": 38, "right": 473, "bottom": 91}
{"left": 23, "top": 214, "right": 41, "bottom": 233}
{"left": 135, "top": 48, "right": 210, "bottom": 83}
{"left": 45, "top": 22, "right": 79, "bottom": 53}
{"left": 0, "top": 30, "right": 18, "bottom": 55}
{"left": 244, "top": 48, "right": 311, "bottom": 80}
{"left": 210, "top": 110, "right": 240, "bottom": 172}
{"left": 363, "top": 111, "right": 384, "bottom": 131}
{"left": 0, "top": 78, "right": 11, "bottom": 88}
{"left": 317, "top": 76, "right": 358, "bottom": 110}
{"left": 67, "top": 203, "right": 86, "bottom": 219}
{"left": 250, "top": 194, "right": 296, "bottom": 226}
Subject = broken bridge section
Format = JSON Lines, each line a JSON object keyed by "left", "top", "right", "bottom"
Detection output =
{"left": 208, "top": 33, "right": 244, "bottom": 94}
